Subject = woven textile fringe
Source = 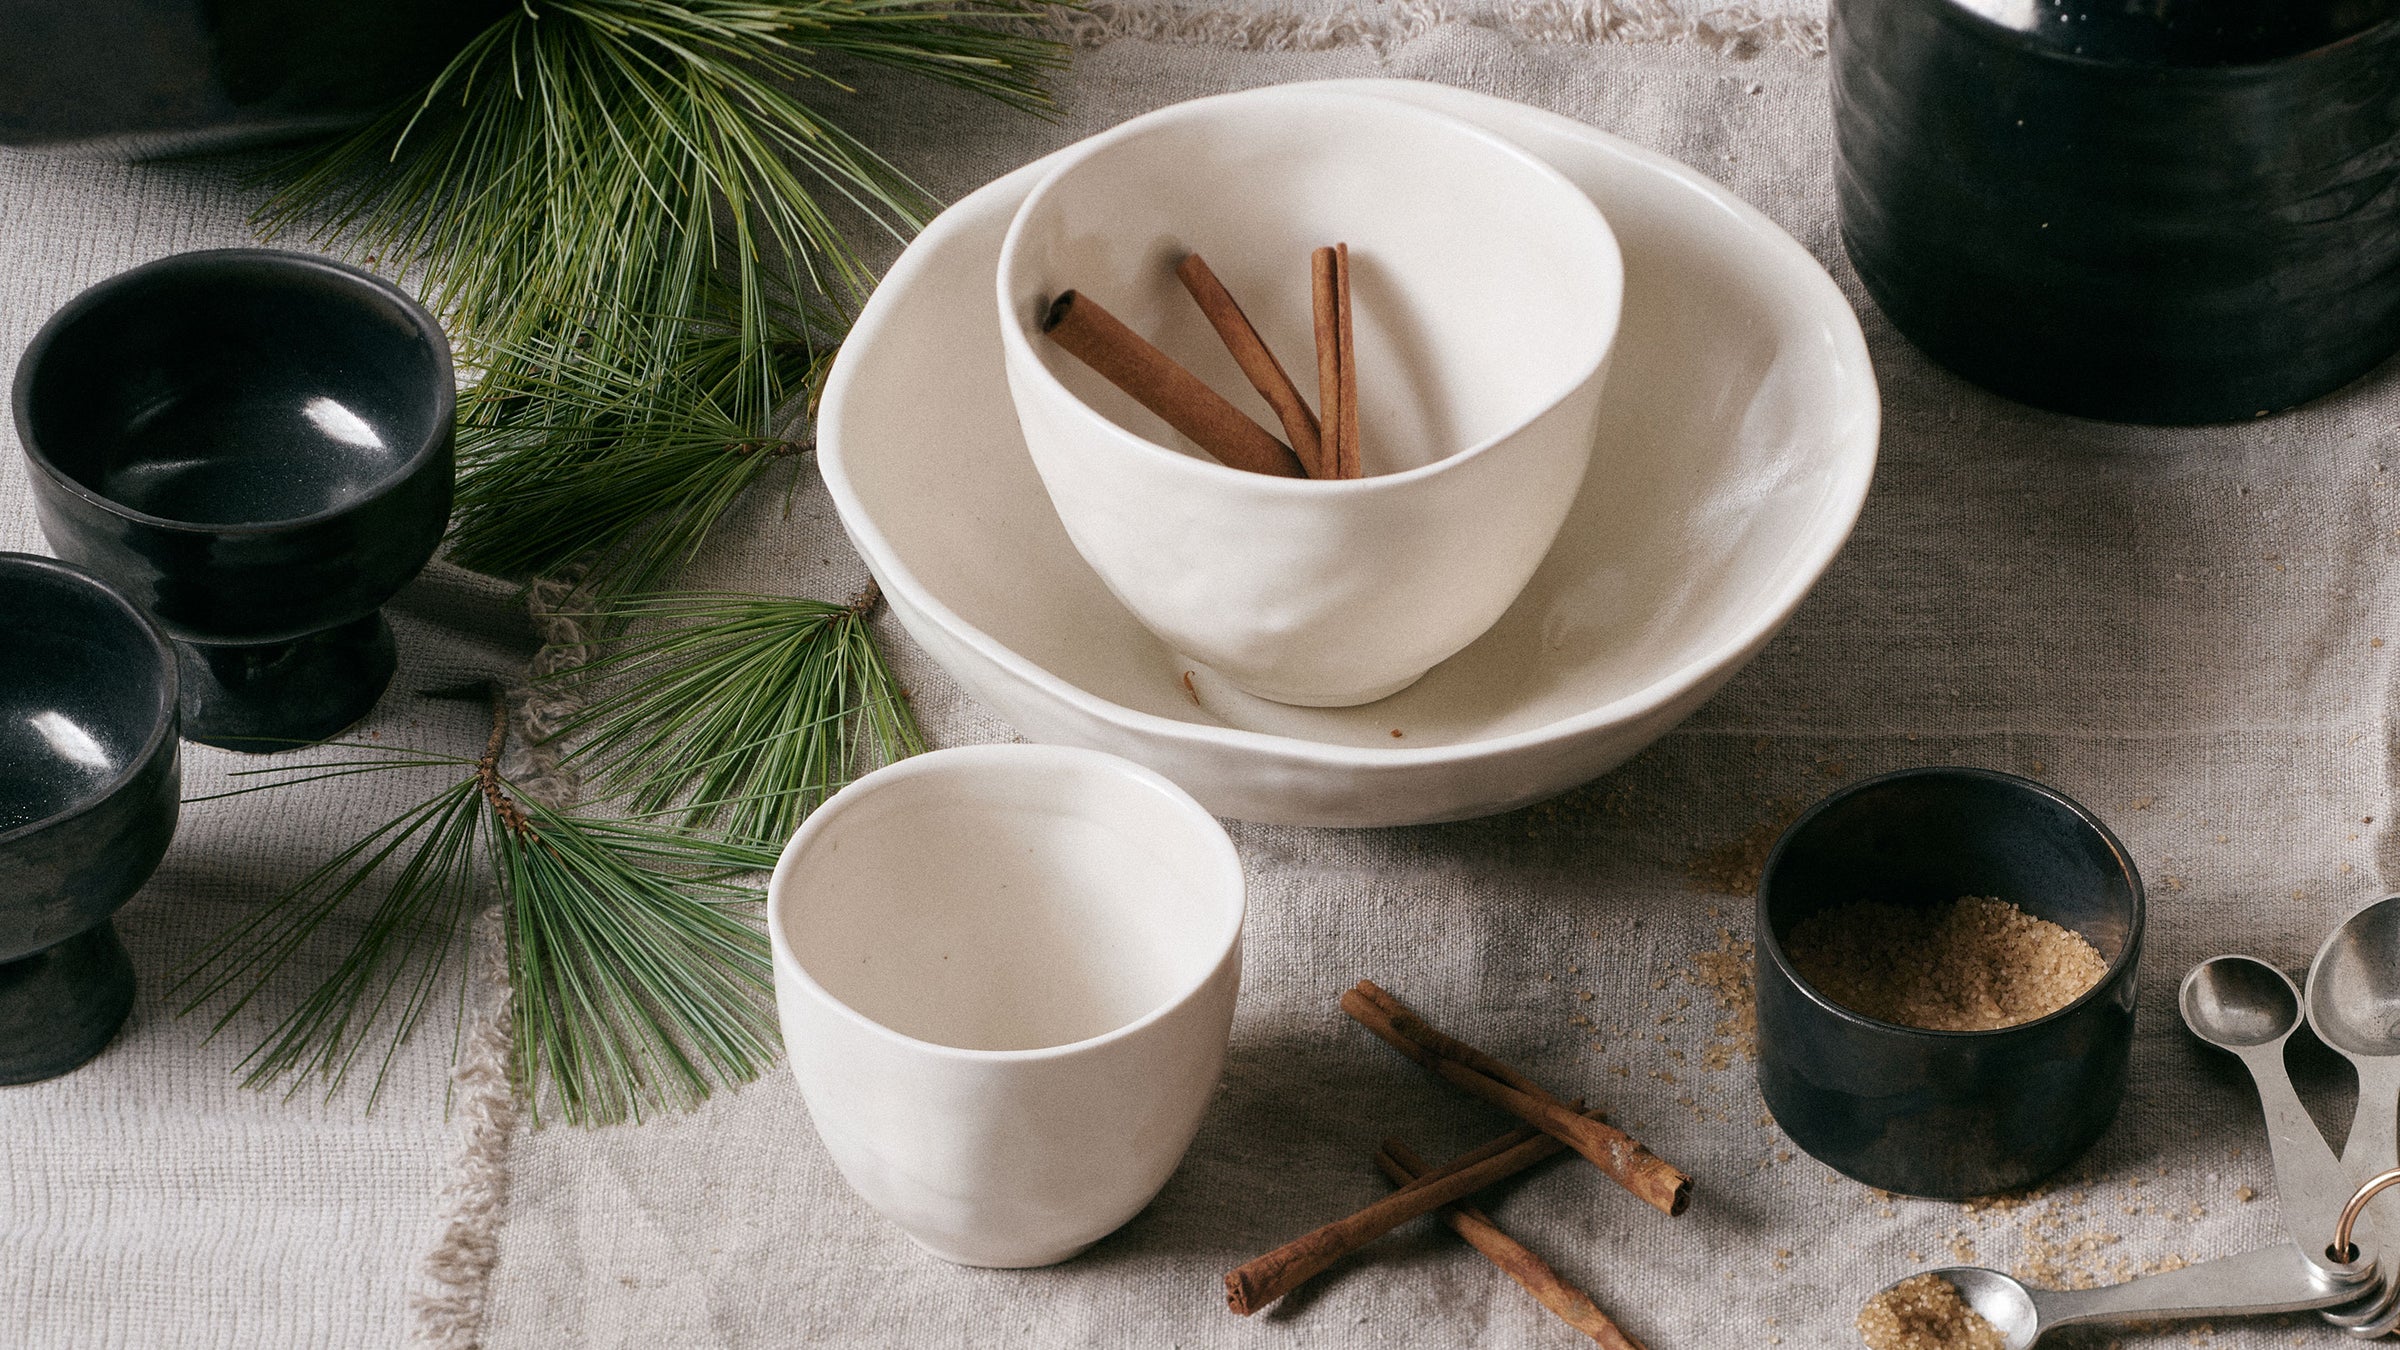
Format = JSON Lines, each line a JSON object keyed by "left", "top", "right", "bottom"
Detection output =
{"left": 403, "top": 4, "right": 1821, "bottom": 1343}
{"left": 407, "top": 580, "right": 595, "bottom": 1350}
{"left": 405, "top": 906, "right": 519, "bottom": 1349}
{"left": 1051, "top": 0, "right": 1825, "bottom": 56}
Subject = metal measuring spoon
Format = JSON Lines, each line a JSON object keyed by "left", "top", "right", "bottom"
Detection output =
{"left": 1871, "top": 1243, "right": 2376, "bottom": 1347}
{"left": 2307, "top": 897, "right": 2400, "bottom": 1334}
{"left": 2180, "top": 956, "right": 2349, "bottom": 1249}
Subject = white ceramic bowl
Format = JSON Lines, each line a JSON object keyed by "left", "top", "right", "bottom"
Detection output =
{"left": 997, "top": 87, "right": 1623, "bottom": 707}
{"left": 767, "top": 744, "right": 1244, "bottom": 1268}
{"left": 820, "top": 80, "right": 1880, "bottom": 827}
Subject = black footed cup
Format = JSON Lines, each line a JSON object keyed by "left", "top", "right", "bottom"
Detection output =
{"left": 1755, "top": 767, "right": 2144, "bottom": 1198}
{"left": 0, "top": 553, "right": 181, "bottom": 1084}
{"left": 1832, "top": 0, "right": 2400, "bottom": 424}
{"left": 13, "top": 248, "right": 454, "bottom": 753}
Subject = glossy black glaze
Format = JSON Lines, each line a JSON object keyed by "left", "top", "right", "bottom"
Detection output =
{"left": 14, "top": 249, "right": 455, "bottom": 752}
{"left": 0, "top": 925, "right": 139, "bottom": 1086}
{"left": 0, "top": 0, "right": 509, "bottom": 156}
{"left": 0, "top": 553, "right": 180, "bottom": 1084}
{"left": 1832, "top": 0, "right": 2400, "bottom": 424}
{"left": 1755, "top": 767, "right": 2144, "bottom": 1198}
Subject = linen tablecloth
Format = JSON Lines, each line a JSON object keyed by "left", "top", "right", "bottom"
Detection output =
{"left": 8, "top": 2, "right": 2400, "bottom": 1346}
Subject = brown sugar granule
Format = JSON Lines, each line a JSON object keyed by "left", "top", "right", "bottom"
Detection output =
{"left": 1681, "top": 927, "right": 1757, "bottom": 1068}
{"left": 1857, "top": 1273, "right": 2005, "bottom": 1350}
{"left": 1786, "top": 896, "right": 2108, "bottom": 1032}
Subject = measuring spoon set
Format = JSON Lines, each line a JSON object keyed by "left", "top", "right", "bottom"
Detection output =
{"left": 1873, "top": 894, "right": 2400, "bottom": 1346}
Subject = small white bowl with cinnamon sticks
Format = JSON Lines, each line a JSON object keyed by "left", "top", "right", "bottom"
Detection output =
{"left": 997, "top": 86, "right": 1623, "bottom": 709}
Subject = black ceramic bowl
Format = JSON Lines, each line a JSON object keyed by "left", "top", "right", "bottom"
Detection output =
{"left": 14, "top": 248, "right": 454, "bottom": 751}
{"left": 1833, "top": 0, "right": 2400, "bottom": 424}
{"left": 1755, "top": 767, "right": 2144, "bottom": 1198}
{"left": 0, "top": 553, "right": 181, "bottom": 1083}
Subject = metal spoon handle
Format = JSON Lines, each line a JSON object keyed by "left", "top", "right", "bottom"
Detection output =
{"left": 2234, "top": 1041, "right": 2349, "bottom": 1244}
{"left": 2037, "top": 1242, "right": 2369, "bottom": 1329}
{"left": 2342, "top": 1060, "right": 2400, "bottom": 1179}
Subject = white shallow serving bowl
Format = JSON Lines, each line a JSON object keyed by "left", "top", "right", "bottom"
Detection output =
{"left": 820, "top": 79, "right": 1880, "bottom": 828}
{"left": 998, "top": 87, "right": 1623, "bottom": 708}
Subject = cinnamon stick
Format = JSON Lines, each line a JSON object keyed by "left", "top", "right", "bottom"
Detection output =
{"left": 1040, "top": 290, "right": 1306, "bottom": 478}
{"left": 1341, "top": 982, "right": 1692, "bottom": 1218}
{"left": 1376, "top": 1139, "right": 1650, "bottom": 1350}
{"left": 1333, "top": 242, "right": 1361, "bottom": 479}
{"left": 1176, "top": 253, "right": 1324, "bottom": 477}
{"left": 1224, "top": 1122, "right": 1573, "bottom": 1315}
{"left": 1354, "top": 979, "right": 1547, "bottom": 1097}
{"left": 1311, "top": 246, "right": 1343, "bottom": 478}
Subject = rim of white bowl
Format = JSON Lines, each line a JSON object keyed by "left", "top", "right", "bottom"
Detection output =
{"left": 766, "top": 742, "right": 1246, "bottom": 1062}
{"left": 819, "top": 78, "right": 1880, "bottom": 775}
{"left": 992, "top": 84, "right": 1626, "bottom": 494}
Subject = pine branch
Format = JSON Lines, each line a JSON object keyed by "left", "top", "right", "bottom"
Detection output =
{"left": 177, "top": 691, "right": 788, "bottom": 1125}
{"left": 545, "top": 588, "right": 923, "bottom": 845}
{"left": 257, "top": 0, "right": 1060, "bottom": 591}
{"left": 446, "top": 318, "right": 834, "bottom": 595}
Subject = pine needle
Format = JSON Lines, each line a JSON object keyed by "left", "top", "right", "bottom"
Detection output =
{"left": 546, "top": 589, "right": 923, "bottom": 845}
{"left": 257, "top": 0, "right": 1061, "bottom": 592}
{"left": 177, "top": 693, "right": 787, "bottom": 1125}
{"left": 446, "top": 318, "right": 833, "bottom": 594}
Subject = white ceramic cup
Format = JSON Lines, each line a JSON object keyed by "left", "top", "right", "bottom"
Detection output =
{"left": 767, "top": 743, "right": 1245, "bottom": 1268}
{"left": 996, "top": 86, "right": 1623, "bottom": 708}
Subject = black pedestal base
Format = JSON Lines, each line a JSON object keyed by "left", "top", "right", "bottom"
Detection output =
{"left": 176, "top": 610, "right": 397, "bottom": 753}
{"left": 0, "top": 922, "right": 136, "bottom": 1085}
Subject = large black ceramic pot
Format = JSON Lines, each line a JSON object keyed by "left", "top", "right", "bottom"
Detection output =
{"left": 0, "top": 0, "right": 509, "bottom": 156}
{"left": 0, "top": 554, "right": 181, "bottom": 1084}
{"left": 1833, "top": 0, "right": 2400, "bottom": 424}
{"left": 14, "top": 249, "right": 456, "bottom": 753}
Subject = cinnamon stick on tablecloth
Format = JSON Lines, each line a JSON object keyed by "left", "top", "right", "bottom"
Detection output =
{"left": 1176, "top": 253, "right": 1324, "bottom": 476}
{"left": 1342, "top": 981, "right": 1693, "bottom": 1217}
{"left": 1375, "top": 1138, "right": 1650, "bottom": 1350}
{"left": 1310, "top": 246, "right": 1344, "bottom": 475}
{"left": 1040, "top": 290, "right": 1306, "bottom": 478}
{"left": 1224, "top": 1118, "right": 1583, "bottom": 1315}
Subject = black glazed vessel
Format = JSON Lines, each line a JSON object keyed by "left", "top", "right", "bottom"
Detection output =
{"left": 14, "top": 248, "right": 455, "bottom": 753}
{"left": 1755, "top": 767, "right": 2144, "bottom": 1198}
{"left": 1832, "top": 0, "right": 2400, "bottom": 424}
{"left": 0, "top": 553, "right": 181, "bottom": 1084}
{"left": 0, "top": 0, "right": 509, "bottom": 156}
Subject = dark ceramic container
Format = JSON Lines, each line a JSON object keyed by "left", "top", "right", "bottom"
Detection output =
{"left": 1755, "top": 767, "right": 2144, "bottom": 1198}
{"left": 0, "top": 0, "right": 509, "bottom": 156}
{"left": 1832, "top": 0, "right": 2400, "bottom": 424}
{"left": 0, "top": 553, "right": 181, "bottom": 1084}
{"left": 14, "top": 248, "right": 455, "bottom": 753}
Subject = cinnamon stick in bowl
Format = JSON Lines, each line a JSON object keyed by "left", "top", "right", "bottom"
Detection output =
{"left": 1040, "top": 290, "right": 1306, "bottom": 478}
{"left": 1175, "top": 253, "right": 1324, "bottom": 477}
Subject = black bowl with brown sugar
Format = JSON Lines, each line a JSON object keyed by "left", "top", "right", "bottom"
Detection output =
{"left": 1755, "top": 767, "right": 2143, "bottom": 1200}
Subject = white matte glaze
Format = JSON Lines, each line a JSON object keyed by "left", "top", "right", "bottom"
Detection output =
{"left": 819, "top": 80, "right": 1880, "bottom": 827}
{"left": 997, "top": 87, "right": 1623, "bottom": 707}
{"left": 767, "top": 744, "right": 1244, "bottom": 1268}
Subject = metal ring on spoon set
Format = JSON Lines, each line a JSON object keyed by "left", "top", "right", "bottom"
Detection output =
{"left": 2327, "top": 1169, "right": 2400, "bottom": 1336}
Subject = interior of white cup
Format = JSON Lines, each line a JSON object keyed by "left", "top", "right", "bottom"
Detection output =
{"left": 774, "top": 749, "right": 1242, "bottom": 1052}
{"left": 1001, "top": 90, "right": 1621, "bottom": 476}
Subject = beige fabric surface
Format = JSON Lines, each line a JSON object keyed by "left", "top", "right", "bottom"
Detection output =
{"left": 0, "top": 157, "right": 546, "bottom": 1346}
{"left": 8, "top": 3, "right": 2400, "bottom": 1348}
{"left": 480, "top": 19, "right": 2400, "bottom": 1350}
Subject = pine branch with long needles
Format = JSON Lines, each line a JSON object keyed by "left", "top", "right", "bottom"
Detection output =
{"left": 260, "top": 0, "right": 1060, "bottom": 374}
{"left": 177, "top": 693, "right": 784, "bottom": 1125}
{"left": 257, "top": 0, "right": 1062, "bottom": 593}
{"left": 545, "top": 588, "right": 923, "bottom": 846}
{"left": 446, "top": 317, "right": 832, "bottom": 595}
